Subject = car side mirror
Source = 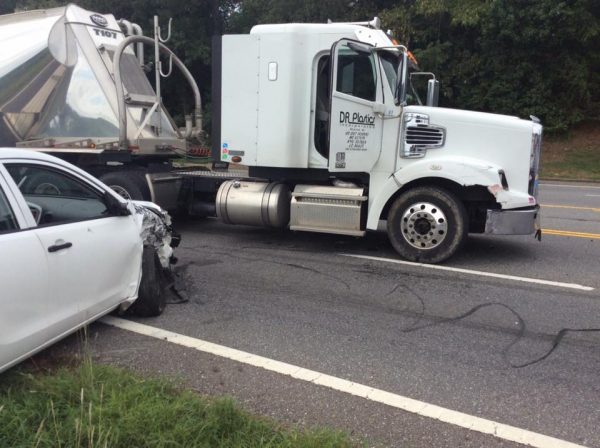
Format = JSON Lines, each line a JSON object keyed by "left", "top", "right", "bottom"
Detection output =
{"left": 104, "top": 191, "right": 131, "bottom": 216}
{"left": 426, "top": 79, "right": 439, "bottom": 107}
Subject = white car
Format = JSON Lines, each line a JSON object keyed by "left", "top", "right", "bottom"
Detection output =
{"left": 0, "top": 149, "right": 177, "bottom": 373}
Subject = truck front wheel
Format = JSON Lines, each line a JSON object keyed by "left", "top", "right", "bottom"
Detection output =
{"left": 99, "top": 171, "right": 150, "bottom": 201}
{"left": 387, "top": 186, "right": 468, "bottom": 263}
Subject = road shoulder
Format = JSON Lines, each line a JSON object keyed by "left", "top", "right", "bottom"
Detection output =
{"left": 39, "top": 324, "right": 525, "bottom": 448}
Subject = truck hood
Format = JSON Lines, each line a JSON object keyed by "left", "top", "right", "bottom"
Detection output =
{"left": 404, "top": 106, "right": 537, "bottom": 196}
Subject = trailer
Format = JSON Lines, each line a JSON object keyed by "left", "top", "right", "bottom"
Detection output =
{"left": 0, "top": 5, "right": 542, "bottom": 263}
{"left": 0, "top": 4, "right": 199, "bottom": 209}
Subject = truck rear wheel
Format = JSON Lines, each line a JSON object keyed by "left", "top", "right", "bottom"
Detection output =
{"left": 99, "top": 171, "right": 150, "bottom": 201}
{"left": 387, "top": 186, "right": 468, "bottom": 263}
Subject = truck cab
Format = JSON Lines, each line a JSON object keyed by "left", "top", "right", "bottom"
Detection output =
{"left": 210, "top": 19, "right": 541, "bottom": 263}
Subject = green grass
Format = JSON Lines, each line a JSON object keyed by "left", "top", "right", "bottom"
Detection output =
{"left": 540, "top": 122, "right": 600, "bottom": 182}
{"left": 0, "top": 360, "right": 353, "bottom": 448}
{"left": 541, "top": 147, "right": 600, "bottom": 181}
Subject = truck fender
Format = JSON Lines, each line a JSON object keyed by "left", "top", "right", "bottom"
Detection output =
{"left": 366, "top": 156, "right": 505, "bottom": 230}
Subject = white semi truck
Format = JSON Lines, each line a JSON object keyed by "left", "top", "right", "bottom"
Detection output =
{"left": 0, "top": 5, "right": 542, "bottom": 263}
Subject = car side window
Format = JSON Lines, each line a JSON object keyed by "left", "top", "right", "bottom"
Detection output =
{"left": 6, "top": 164, "right": 108, "bottom": 226}
{"left": 0, "top": 187, "right": 18, "bottom": 233}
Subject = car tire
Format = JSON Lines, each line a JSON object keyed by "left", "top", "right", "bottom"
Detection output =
{"left": 387, "top": 186, "right": 468, "bottom": 264}
{"left": 127, "top": 246, "right": 167, "bottom": 317}
{"left": 99, "top": 171, "right": 150, "bottom": 201}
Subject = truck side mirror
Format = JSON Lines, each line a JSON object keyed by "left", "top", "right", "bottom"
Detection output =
{"left": 347, "top": 41, "right": 373, "bottom": 54}
{"left": 426, "top": 79, "right": 439, "bottom": 107}
{"left": 372, "top": 102, "right": 386, "bottom": 115}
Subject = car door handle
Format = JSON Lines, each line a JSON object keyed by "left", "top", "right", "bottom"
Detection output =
{"left": 48, "top": 242, "right": 73, "bottom": 253}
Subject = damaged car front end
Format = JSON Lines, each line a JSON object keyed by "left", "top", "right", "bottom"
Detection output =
{"left": 118, "top": 201, "right": 181, "bottom": 317}
{"left": 0, "top": 148, "right": 180, "bottom": 372}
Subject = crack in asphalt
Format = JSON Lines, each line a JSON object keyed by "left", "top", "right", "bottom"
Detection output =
{"left": 178, "top": 244, "right": 600, "bottom": 368}
{"left": 180, "top": 245, "right": 351, "bottom": 290}
{"left": 395, "top": 284, "right": 600, "bottom": 368}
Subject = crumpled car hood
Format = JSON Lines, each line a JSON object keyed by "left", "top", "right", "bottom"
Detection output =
{"left": 129, "top": 200, "right": 175, "bottom": 269}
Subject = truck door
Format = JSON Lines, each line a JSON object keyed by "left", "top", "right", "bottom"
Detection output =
{"left": 328, "top": 39, "right": 384, "bottom": 173}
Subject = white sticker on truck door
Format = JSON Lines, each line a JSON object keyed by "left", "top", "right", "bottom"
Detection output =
{"left": 339, "top": 111, "right": 375, "bottom": 152}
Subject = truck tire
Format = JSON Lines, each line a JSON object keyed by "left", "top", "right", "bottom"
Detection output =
{"left": 99, "top": 171, "right": 150, "bottom": 201}
{"left": 387, "top": 186, "right": 468, "bottom": 264}
{"left": 127, "top": 247, "right": 167, "bottom": 317}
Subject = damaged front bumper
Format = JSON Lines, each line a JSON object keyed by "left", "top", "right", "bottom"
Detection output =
{"left": 131, "top": 200, "right": 180, "bottom": 268}
{"left": 484, "top": 206, "right": 540, "bottom": 235}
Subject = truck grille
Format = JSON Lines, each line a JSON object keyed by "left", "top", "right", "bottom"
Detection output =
{"left": 406, "top": 125, "right": 445, "bottom": 146}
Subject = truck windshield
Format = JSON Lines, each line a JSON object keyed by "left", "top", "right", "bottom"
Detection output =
{"left": 407, "top": 69, "right": 425, "bottom": 106}
{"left": 380, "top": 51, "right": 426, "bottom": 106}
{"left": 379, "top": 50, "right": 401, "bottom": 103}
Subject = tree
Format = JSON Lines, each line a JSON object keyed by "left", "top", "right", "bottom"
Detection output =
{"left": 381, "top": 0, "right": 600, "bottom": 131}
{"left": 8, "top": 0, "right": 600, "bottom": 131}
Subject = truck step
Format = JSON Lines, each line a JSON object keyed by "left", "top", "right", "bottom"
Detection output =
{"left": 290, "top": 185, "right": 366, "bottom": 237}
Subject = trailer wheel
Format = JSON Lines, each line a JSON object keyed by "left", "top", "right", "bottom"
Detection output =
{"left": 127, "top": 246, "right": 167, "bottom": 317}
{"left": 99, "top": 171, "right": 150, "bottom": 201}
{"left": 387, "top": 186, "right": 468, "bottom": 264}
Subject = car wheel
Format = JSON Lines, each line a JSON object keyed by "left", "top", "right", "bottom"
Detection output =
{"left": 127, "top": 246, "right": 167, "bottom": 317}
{"left": 99, "top": 171, "right": 150, "bottom": 201}
{"left": 387, "top": 186, "right": 468, "bottom": 264}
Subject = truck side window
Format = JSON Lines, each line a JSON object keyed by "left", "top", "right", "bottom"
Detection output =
{"left": 336, "top": 45, "right": 377, "bottom": 102}
{"left": 314, "top": 56, "right": 331, "bottom": 159}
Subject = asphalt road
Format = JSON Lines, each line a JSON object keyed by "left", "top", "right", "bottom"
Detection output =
{"left": 47, "top": 181, "right": 600, "bottom": 447}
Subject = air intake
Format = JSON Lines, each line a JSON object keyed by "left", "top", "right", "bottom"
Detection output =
{"left": 401, "top": 113, "right": 446, "bottom": 158}
{"left": 406, "top": 125, "right": 444, "bottom": 146}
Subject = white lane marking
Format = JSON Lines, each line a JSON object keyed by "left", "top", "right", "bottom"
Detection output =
{"left": 540, "top": 183, "right": 600, "bottom": 190}
{"left": 585, "top": 194, "right": 600, "bottom": 197}
{"left": 101, "top": 316, "right": 588, "bottom": 448}
{"left": 341, "top": 254, "right": 594, "bottom": 292}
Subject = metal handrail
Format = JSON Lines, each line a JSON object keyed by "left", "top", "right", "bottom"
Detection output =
{"left": 112, "top": 35, "right": 202, "bottom": 150}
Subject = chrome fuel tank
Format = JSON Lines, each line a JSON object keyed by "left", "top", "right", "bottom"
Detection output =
{"left": 216, "top": 180, "right": 291, "bottom": 228}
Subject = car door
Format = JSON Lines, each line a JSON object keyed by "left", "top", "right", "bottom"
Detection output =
{"left": 4, "top": 162, "right": 142, "bottom": 338}
{"left": 0, "top": 167, "right": 49, "bottom": 372}
{"left": 328, "top": 39, "right": 384, "bottom": 173}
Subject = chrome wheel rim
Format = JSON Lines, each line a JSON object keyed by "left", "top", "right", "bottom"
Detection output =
{"left": 400, "top": 202, "right": 448, "bottom": 250}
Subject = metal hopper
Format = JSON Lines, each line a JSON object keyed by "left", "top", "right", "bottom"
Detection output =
{"left": 0, "top": 4, "right": 201, "bottom": 155}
